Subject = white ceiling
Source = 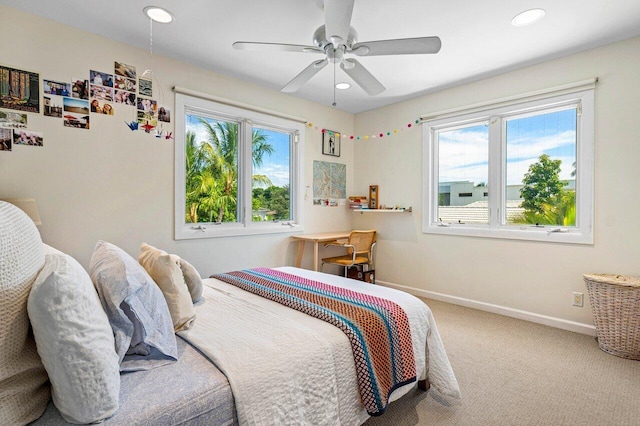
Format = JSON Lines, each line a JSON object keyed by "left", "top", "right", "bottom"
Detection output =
{"left": 3, "top": 0, "right": 640, "bottom": 113}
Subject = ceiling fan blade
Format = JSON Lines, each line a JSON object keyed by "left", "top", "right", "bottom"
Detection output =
{"left": 351, "top": 36, "right": 442, "bottom": 56}
{"left": 233, "top": 41, "right": 322, "bottom": 54}
{"left": 281, "top": 59, "right": 328, "bottom": 92}
{"left": 340, "top": 59, "right": 385, "bottom": 96}
{"left": 324, "top": 0, "right": 354, "bottom": 47}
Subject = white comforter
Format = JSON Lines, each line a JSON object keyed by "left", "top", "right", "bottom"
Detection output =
{"left": 178, "top": 267, "right": 460, "bottom": 425}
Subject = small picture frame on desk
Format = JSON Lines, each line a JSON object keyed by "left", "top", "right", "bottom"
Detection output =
{"left": 322, "top": 130, "right": 340, "bottom": 157}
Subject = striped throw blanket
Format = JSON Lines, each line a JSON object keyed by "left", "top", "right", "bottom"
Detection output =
{"left": 211, "top": 267, "right": 416, "bottom": 415}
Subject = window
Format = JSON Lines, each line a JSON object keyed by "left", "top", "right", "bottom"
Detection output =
{"left": 175, "top": 93, "right": 304, "bottom": 239}
{"left": 423, "top": 85, "right": 594, "bottom": 244}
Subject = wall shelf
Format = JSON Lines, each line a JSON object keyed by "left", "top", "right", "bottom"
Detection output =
{"left": 352, "top": 207, "right": 412, "bottom": 214}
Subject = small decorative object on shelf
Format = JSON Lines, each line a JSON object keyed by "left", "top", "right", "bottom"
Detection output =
{"left": 368, "top": 185, "right": 378, "bottom": 209}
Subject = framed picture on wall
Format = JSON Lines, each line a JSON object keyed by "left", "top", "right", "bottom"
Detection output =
{"left": 322, "top": 130, "right": 340, "bottom": 157}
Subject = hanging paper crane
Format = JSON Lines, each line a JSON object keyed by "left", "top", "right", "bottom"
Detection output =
{"left": 140, "top": 120, "right": 156, "bottom": 133}
{"left": 125, "top": 121, "right": 139, "bottom": 131}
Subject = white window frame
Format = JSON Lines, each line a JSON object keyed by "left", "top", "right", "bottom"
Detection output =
{"left": 423, "top": 86, "right": 594, "bottom": 244}
{"left": 174, "top": 93, "right": 305, "bottom": 240}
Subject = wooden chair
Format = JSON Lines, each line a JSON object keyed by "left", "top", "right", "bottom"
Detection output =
{"left": 321, "top": 230, "right": 376, "bottom": 281}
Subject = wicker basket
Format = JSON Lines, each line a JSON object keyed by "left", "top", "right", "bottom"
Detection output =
{"left": 583, "top": 273, "right": 640, "bottom": 360}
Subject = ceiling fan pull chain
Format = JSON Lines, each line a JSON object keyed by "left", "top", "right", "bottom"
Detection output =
{"left": 332, "top": 61, "right": 337, "bottom": 107}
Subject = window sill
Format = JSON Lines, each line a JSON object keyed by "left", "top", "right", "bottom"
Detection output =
{"left": 423, "top": 223, "right": 593, "bottom": 245}
{"left": 175, "top": 222, "right": 303, "bottom": 240}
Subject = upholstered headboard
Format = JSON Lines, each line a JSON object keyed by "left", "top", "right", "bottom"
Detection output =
{"left": 0, "top": 201, "right": 50, "bottom": 425}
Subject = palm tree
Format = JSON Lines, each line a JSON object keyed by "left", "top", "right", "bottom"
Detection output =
{"left": 185, "top": 119, "right": 274, "bottom": 223}
{"left": 519, "top": 190, "right": 576, "bottom": 226}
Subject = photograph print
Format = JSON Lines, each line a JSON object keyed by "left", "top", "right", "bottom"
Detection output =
{"left": 90, "top": 84, "right": 114, "bottom": 102}
{"left": 90, "top": 70, "right": 113, "bottom": 88}
{"left": 64, "top": 97, "right": 89, "bottom": 115}
{"left": 157, "top": 105, "right": 170, "bottom": 122}
{"left": 114, "top": 89, "right": 135, "bottom": 105}
{"left": 114, "top": 75, "right": 136, "bottom": 92}
{"left": 13, "top": 129, "right": 43, "bottom": 146}
{"left": 0, "top": 128, "right": 11, "bottom": 151}
{"left": 0, "top": 65, "right": 40, "bottom": 113}
{"left": 0, "top": 109, "right": 27, "bottom": 128}
{"left": 114, "top": 61, "right": 136, "bottom": 79}
{"left": 43, "top": 95, "right": 63, "bottom": 118}
{"left": 72, "top": 78, "right": 89, "bottom": 100}
{"left": 43, "top": 79, "right": 71, "bottom": 97}
{"left": 138, "top": 77, "right": 152, "bottom": 97}
{"left": 63, "top": 112, "right": 89, "bottom": 129}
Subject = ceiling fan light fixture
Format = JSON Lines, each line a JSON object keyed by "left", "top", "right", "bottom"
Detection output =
{"left": 144, "top": 6, "right": 174, "bottom": 23}
{"left": 336, "top": 82, "right": 351, "bottom": 90}
{"left": 511, "top": 9, "right": 546, "bottom": 27}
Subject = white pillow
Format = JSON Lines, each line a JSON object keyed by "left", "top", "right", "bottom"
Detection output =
{"left": 28, "top": 252, "right": 120, "bottom": 424}
{"left": 89, "top": 241, "right": 177, "bottom": 372}
{"left": 139, "top": 243, "right": 196, "bottom": 331}
{"left": 179, "top": 257, "right": 204, "bottom": 303}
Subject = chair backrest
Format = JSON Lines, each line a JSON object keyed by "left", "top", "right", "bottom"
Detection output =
{"left": 347, "top": 230, "right": 376, "bottom": 256}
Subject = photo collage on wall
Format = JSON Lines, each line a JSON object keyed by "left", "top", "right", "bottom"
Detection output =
{"left": 1, "top": 58, "right": 175, "bottom": 156}
{"left": 1, "top": 64, "right": 43, "bottom": 150}
{"left": 40, "top": 60, "right": 171, "bottom": 137}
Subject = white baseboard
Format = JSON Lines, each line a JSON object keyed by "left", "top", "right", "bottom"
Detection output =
{"left": 377, "top": 279, "right": 596, "bottom": 337}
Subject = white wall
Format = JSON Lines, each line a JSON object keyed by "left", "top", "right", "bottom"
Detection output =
{"left": 353, "top": 36, "right": 640, "bottom": 331}
{"left": 4, "top": 5, "right": 640, "bottom": 333}
{"left": 0, "top": 5, "right": 354, "bottom": 276}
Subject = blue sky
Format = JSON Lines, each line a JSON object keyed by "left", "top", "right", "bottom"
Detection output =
{"left": 253, "top": 129, "right": 290, "bottom": 188}
{"left": 439, "top": 108, "right": 577, "bottom": 186}
{"left": 187, "top": 115, "right": 291, "bottom": 187}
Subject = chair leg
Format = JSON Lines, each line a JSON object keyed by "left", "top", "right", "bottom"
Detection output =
{"left": 343, "top": 267, "right": 348, "bottom": 278}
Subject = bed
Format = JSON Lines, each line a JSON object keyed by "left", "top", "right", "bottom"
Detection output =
{"left": 0, "top": 201, "right": 459, "bottom": 425}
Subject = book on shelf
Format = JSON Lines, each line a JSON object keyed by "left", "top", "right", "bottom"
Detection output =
{"left": 348, "top": 196, "right": 368, "bottom": 209}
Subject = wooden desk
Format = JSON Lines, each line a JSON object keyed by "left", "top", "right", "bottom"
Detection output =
{"left": 291, "top": 231, "right": 350, "bottom": 271}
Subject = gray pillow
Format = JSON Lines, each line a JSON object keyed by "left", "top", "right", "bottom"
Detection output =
{"left": 89, "top": 240, "right": 177, "bottom": 372}
{"left": 179, "top": 258, "right": 204, "bottom": 303}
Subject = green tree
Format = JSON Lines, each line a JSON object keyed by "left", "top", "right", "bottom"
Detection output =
{"left": 520, "top": 154, "right": 565, "bottom": 214}
{"left": 252, "top": 185, "right": 290, "bottom": 221}
{"left": 184, "top": 119, "right": 274, "bottom": 223}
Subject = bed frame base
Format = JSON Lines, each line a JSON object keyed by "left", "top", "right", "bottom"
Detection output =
{"left": 418, "top": 379, "right": 430, "bottom": 391}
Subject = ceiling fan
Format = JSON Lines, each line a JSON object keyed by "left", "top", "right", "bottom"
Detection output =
{"left": 232, "top": 0, "right": 441, "bottom": 96}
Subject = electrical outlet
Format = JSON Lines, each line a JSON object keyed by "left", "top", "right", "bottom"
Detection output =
{"left": 572, "top": 292, "right": 584, "bottom": 307}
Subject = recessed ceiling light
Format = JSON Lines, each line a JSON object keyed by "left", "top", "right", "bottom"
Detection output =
{"left": 336, "top": 82, "right": 351, "bottom": 90}
{"left": 511, "top": 8, "right": 545, "bottom": 27}
{"left": 144, "top": 6, "right": 174, "bottom": 24}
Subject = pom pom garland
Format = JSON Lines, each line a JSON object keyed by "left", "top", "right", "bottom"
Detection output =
{"left": 306, "top": 118, "right": 420, "bottom": 141}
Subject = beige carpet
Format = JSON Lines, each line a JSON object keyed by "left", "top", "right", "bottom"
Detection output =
{"left": 365, "top": 298, "right": 640, "bottom": 426}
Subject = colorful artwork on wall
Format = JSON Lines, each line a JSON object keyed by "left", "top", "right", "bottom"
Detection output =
{"left": 0, "top": 65, "right": 40, "bottom": 113}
